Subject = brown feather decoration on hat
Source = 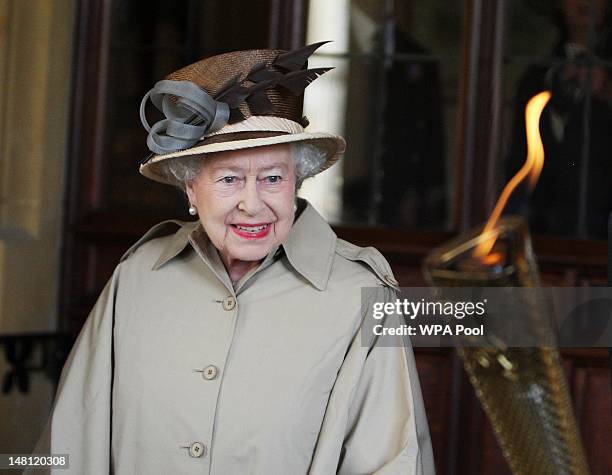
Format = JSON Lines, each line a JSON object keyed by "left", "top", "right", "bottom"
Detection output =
{"left": 274, "top": 41, "right": 332, "bottom": 71}
{"left": 215, "top": 41, "right": 333, "bottom": 120}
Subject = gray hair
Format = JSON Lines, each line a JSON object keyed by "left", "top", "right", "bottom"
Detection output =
{"left": 163, "top": 142, "right": 327, "bottom": 192}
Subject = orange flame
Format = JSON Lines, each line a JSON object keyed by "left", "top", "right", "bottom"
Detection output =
{"left": 472, "top": 91, "right": 551, "bottom": 259}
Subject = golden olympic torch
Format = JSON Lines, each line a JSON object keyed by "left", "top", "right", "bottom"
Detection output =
{"left": 423, "top": 92, "right": 590, "bottom": 475}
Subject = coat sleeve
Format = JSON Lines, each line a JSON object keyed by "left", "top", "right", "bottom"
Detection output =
{"left": 28, "top": 265, "right": 120, "bottom": 475}
{"left": 309, "top": 285, "right": 435, "bottom": 475}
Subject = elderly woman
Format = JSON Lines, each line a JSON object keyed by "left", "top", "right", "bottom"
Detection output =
{"left": 33, "top": 44, "right": 434, "bottom": 474}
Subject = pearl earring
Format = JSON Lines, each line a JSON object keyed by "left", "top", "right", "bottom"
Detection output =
{"left": 293, "top": 203, "right": 298, "bottom": 212}
{"left": 188, "top": 204, "right": 197, "bottom": 216}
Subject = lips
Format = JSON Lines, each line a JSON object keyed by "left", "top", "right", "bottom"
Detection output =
{"left": 230, "top": 223, "right": 271, "bottom": 239}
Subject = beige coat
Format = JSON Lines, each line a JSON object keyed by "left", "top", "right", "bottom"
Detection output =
{"left": 32, "top": 200, "right": 434, "bottom": 474}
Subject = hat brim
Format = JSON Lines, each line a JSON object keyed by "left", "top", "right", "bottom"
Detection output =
{"left": 139, "top": 132, "right": 346, "bottom": 185}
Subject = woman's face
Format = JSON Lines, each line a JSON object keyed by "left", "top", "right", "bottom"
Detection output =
{"left": 186, "top": 144, "right": 296, "bottom": 271}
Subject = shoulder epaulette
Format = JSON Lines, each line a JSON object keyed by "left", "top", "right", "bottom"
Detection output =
{"left": 335, "top": 239, "right": 400, "bottom": 291}
{"left": 120, "top": 219, "right": 194, "bottom": 263}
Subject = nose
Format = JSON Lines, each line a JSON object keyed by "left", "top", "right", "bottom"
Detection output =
{"left": 237, "top": 178, "right": 265, "bottom": 215}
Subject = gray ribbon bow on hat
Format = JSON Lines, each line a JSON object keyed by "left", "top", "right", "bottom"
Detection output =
{"left": 139, "top": 80, "right": 230, "bottom": 155}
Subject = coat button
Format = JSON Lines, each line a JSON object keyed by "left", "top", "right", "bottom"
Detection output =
{"left": 189, "top": 441, "right": 206, "bottom": 458}
{"left": 222, "top": 296, "right": 236, "bottom": 311}
{"left": 202, "top": 365, "right": 218, "bottom": 380}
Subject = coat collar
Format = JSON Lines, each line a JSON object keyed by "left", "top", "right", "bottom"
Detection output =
{"left": 281, "top": 198, "right": 337, "bottom": 290}
{"left": 151, "top": 220, "right": 199, "bottom": 270}
{"left": 152, "top": 199, "right": 337, "bottom": 291}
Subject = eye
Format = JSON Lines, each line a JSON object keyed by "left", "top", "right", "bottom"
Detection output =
{"left": 221, "top": 176, "right": 238, "bottom": 184}
{"left": 264, "top": 175, "right": 282, "bottom": 184}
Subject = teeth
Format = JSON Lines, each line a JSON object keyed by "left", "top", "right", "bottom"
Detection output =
{"left": 235, "top": 224, "right": 267, "bottom": 233}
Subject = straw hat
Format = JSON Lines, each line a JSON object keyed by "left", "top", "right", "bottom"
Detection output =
{"left": 139, "top": 42, "right": 346, "bottom": 185}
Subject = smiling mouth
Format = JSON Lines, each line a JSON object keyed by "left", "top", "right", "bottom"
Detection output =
{"left": 230, "top": 223, "right": 271, "bottom": 239}
{"left": 234, "top": 224, "right": 268, "bottom": 232}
